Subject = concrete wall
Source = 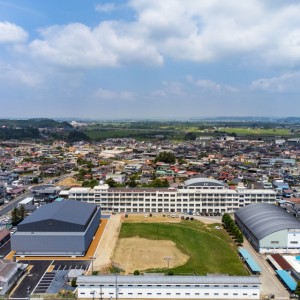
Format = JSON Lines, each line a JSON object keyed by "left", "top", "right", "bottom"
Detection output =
{"left": 260, "top": 230, "right": 288, "bottom": 249}
{"left": 11, "top": 232, "right": 86, "bottom": 256}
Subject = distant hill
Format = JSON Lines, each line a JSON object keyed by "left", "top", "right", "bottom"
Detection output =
{"left": 0, "top": 118, "right": 73, "bottom": 129}
{"left": 191, "top": 116, "right": 300, "bottom": 123}
{"left": 278, "top": 117, "right": 300, "bottom": 123}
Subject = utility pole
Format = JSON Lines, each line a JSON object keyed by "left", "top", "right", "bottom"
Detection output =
{"left": 115, "top": 274, "right": 118, "bottom": 300}
{"left": 89, "top": 256, "right": 96, "bottom": 274}
{"left": 164, "top": 256, "right": 172, "bottom": 269}
{"left": 100, "top": 286, "right": 103, "bottom": 300}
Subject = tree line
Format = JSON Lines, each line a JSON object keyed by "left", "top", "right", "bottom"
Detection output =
{"left": 222, "top": 213, "right": 243, "bottom": 244}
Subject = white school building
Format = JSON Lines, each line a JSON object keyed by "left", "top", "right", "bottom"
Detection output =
{"left": 67, "top": 178, "right": 276, "bottom": 214}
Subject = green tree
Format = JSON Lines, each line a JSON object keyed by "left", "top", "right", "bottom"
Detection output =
{"left": 105, "top": 178, "right": 118, "bottom": 187}
{"left": 67, "top": 130, "right": 90, "bottom": 142}
{"left": 18, "top": 205, "right": 26, "bottom": 220}
{"left": 178, "top": 158, "right": 187, "bottom": 165}
{"left": 128, "top": 178, "right": 137, "bottom": 187}
{"left": 184, "top": 132, "right": 196, "bottom": 140}
{"left": 71, "top": 278, "right": 77, "bottom": 287}
{"left": 82, "top": 179, "right": 99, "bottom": 188}
{"left": 295, "top": 281, "right": 300, "bottom": 296}
{"left": 236, "top": 232, "right": 244, "bottom": 244}
{"left": 133, "top": 270, "right": 140, "bottom": 275}
{"left": 146, "top": 178, "right": 170, "bottom": 188}
{"left": 32, "top": 177, "right": 39, "bottom": 184}
{"left": 11, "top": 208, "right": 19, "bottom": 226}
{"left": 222, "top": 213, "right": 230, "bottom": 224}
{"left": 154, "top": 151, "right": 176, "bottom": 164}
{"left": 11, "top": 206, "right": 26, "bottom": 225}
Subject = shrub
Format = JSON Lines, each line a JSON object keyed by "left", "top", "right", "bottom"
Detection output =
{"left": 71, "top": 278, "right": 77, "bottom": 287}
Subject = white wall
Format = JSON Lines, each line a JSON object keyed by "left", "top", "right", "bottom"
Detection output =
{"left": 78, "top": 285, "right": 260, "bottom": 299}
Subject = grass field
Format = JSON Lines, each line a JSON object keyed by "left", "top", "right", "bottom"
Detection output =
{"left": 119, "top": 220, "right": 248, "bottom": 275}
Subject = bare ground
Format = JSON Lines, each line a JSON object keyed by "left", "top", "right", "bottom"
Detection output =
{"left": 93, "top": 215, "right": 122, "bottom": 272}
{"left": 112, "top": 237, "right": 189, "bottom": 274}
{"left": 56, "top": 177, "right": 81, "bottom": 187}
{"left": 123, "top": 213, "right": 221, "bottom": 224}
{"left": 123, "top": 214, "right": 182, "bottom": 223}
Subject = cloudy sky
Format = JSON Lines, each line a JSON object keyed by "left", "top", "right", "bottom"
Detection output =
{"left": 0, "top": 0, "right": 300, "bottom": 119}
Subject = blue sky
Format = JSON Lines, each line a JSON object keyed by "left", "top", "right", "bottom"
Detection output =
{"left": 0, "top": 0, "right": 300, "bottom": 119}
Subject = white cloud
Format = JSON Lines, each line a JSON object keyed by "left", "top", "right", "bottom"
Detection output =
{"left": 251, "top": 72, "right": 300, "bottom": 92}
{"left": 12, "top": 0, "right": 300, "bottom": 69}
{"left": 224, "top": 85, "right": 238, "bottom": 93}
{"left": 186, "top": 75, "right": 237, "bottom": 92}
{"left": 94, "top": 88, "right": 135, "bottom": 101}
{"left": 29, "top": 23, "right": 118, "bottom": 68}
{"left": 95, "top": 3, "right": 117, "bottom": 13}
{"left": 0, "top": 21, "right": 27, "bottom": 43}
{"left": 128, "top": 0, "right": 300, "bottom": 66}
{"left": 29, "top": 21, "right": 163, "bottom": 68}
{"left": 0, "top": 62, "right": 40, "bottom": 87}
{"left": 152, "top": 81, "right": 185, "bottom": 99}
{"left": 195, "top": 79, "right": 221, "bottom": 91}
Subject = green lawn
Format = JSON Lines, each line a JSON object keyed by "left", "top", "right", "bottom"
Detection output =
{"left": 119, "top": 221, "right": 248, "bottom": 275}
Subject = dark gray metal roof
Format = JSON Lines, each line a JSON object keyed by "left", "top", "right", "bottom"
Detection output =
{"left": 19, "top": 200, "right": 97, "bottom": 227}
{"left": 235, "top": 203, "right": 300, "bottom": 240}
{"left": 77, "top": 275, "right": 260, "bottom": 285}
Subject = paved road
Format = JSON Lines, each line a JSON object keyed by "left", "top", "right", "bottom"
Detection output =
{"left": 0, "top": 192, "right": 31, "bottom": 217}
{"left": 0, "top": 173, "right": 75, "bottom": 218}
{"left": 0, "top": 240, "right": 11, "bottom": 258}
{"left": 243, "top": 240, "right": 290, "bottom": 299}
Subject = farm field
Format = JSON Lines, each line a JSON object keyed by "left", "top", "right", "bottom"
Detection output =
{"left": 83, "top": 121, "right": 296, "bottom": 141}
{"left": 115, "top": 220, "right": 248, "bottom": 275}
{"left": 219, "top": 127, "right": 290, "bottom": 136}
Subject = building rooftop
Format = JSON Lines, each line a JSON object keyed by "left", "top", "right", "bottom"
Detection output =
{"left": 77, "top": 275, "right": 260, "bottom": 285}
{"left": 18, "top": 200, "right": 97, "bottom": 228}
{"left": 0, "top": 260, "right": 19, "bottom": 284}
{"left": 235, "top": 203, "right": 300, "bottom": 240}
{"left": 184, "top": 177, "right": 224, "bottom": 187}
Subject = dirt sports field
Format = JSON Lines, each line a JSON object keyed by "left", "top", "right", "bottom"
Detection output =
{"left": 113, "top": 237, "right": 189, "bottom": 274}
{"left": 93, "top": 214, "right": 222, "bottom": 273}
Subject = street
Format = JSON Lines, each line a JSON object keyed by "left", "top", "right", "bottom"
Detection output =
{"left": 243, "top": 239, "right": 290, "bottom": 299}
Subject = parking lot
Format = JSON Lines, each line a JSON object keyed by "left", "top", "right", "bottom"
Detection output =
{"left": 10, "top": 260, "right": 91, "bottom": 298}
{"left": 53, "top": 260, "right": 90, "bottom": 271}
{"left": 10, "top": 260, "right": 51, "bottom": 299}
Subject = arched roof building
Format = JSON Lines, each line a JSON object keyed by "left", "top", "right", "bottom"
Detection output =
{"left": 184, "top": 178, "right": 224, "bottom": 188}
{"left": 235, "top": 203, "right": 300, "bottom": 253}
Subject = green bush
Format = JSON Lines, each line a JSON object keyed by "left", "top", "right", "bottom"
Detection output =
{"left": 71, "top": 278, "right": 77, "bottom": 287}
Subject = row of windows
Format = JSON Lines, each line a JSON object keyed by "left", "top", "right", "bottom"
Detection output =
{"left": 80, "top": 291, "right": 258, "bottom": 296}
{"left": 83, "top": 284, "right": 259, "bottom": 288}
{"left": 72, "top": 192, "right": 274, "bottom": 197}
